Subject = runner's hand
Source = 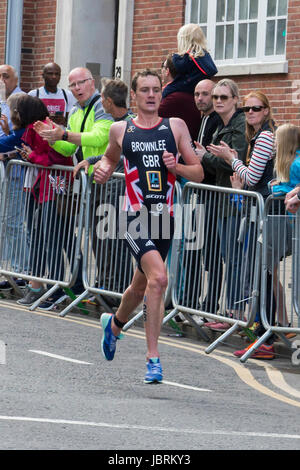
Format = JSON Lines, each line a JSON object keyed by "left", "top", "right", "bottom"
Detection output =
{"left": 162, "top": 150, "right": 176, "bottom": 174}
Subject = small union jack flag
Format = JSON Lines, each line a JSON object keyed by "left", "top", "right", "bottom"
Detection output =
{"left": 48, "top": 174, "right": 67, "bottom": 194}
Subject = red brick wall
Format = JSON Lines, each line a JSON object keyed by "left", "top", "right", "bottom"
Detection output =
{"left": 0, "top": 1, "right": 7, "bottom": 65}
{"left": 131, "top": 0, "right": 300, "bottom": 127}
{"left": 131, "top": 0, "right": 185, "bottom": 74}
{"left": 228, "top": 0, "right": 300, "bottom": 127}
{"left": 20, "top": 0, "right": 57, "bottom": 92}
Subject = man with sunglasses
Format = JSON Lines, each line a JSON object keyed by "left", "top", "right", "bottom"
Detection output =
{"left": 159, "top": 54, "right": 201, "bottom": 142}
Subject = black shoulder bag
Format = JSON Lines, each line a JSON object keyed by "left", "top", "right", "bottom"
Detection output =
{"left": 75, "top": 94, "right": 100, "bottom": 162}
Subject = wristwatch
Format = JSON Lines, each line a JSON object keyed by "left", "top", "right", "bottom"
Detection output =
{"left": 62, "top": 130, "right": 68, "bottom": 141}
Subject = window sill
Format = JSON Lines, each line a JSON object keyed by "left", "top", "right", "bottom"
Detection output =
{"left": 216, "top": 61, "right": 288, "bottom": 76}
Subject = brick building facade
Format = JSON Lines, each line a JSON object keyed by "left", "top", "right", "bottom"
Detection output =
{"left": 130, "top": 0, "right": 300, "bottom": 127}
{"left": 0, "top": 0, "right": 299, "bottom": 126}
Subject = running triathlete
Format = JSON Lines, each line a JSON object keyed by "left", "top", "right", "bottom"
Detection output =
{"left": 94, "top": 69, "right": 204, "bottom": 383}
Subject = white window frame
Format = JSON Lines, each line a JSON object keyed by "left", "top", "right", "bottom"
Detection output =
{"left": 185, "top": 0, "right": 288, "bottom": 76}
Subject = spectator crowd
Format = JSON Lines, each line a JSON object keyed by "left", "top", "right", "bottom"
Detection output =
{"left": 0, "top": 23, "right": 299, "bottom": 366}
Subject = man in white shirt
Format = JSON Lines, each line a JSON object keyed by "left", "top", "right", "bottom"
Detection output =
{"left": 28, "top": 62, "right": 75, "bottom": 127}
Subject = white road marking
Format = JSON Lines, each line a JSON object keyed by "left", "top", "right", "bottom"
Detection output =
{"left": 162, "top": 380, "right": 212, "bottom": 392}
{"left": 29, "top": 350, "right": 92, "bottom": 365}
{"left": 0, "top": 415, "right": 300, "bottom": 440}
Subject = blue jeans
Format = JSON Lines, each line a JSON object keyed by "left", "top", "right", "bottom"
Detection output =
{"left": 26, "top": 196, "right": 84, "bottom": 292}
{"left": 27, "top": 197, "right": 64, "bottom": 281}
{"left": 1, "top": 165, "right": 30, "bottom": 273}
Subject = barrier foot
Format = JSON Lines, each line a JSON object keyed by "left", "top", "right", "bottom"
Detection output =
{"left": 163, "top": 309, "right": 184, "bottom": 336}
{"left": 205, "top": 322, "right": 240, "bottom": 354}
{"left": 123, "top": 310, "right": 143, "bottom": 332}
{"left": 240, "top": 329, "right": 273, "bottom": 363}
{"left": 162, "top": 308, "right": 178, "bottom": 324}
{"left": 274, "top": 331, "right": 293, "bottom": 349}
{"left": 59, "top": 289, "right": 89, "bottom": 317}
{"left": 29, "top": 284, "right": 59, "bottom": 311}
{"left": 63, "top": 287, "right": 89, "bottom": 315}
{"left": 184, "top": 313, "right": 210, "bottom": 342}
{"left": 94, "top": 294, "right": 117, "bottom": 313}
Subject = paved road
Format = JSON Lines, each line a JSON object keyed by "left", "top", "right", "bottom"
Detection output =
{"left": 0, "top": 299, "right": 300, "bottom": 454}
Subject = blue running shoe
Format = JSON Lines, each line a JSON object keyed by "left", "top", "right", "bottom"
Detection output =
{"left": 100, "top": 313, "right": 123, "bottom": 361}
{"left": 144, "top": 357, "right": 163, "bottom": 384}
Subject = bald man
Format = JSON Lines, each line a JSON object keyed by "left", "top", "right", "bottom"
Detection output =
{"left": 34, "top": 67, "right": 114, "bottom": 166}
{"left": 0, "top": 64, "right": 24, "bottom": 137}
{"left": 28, "top": 62, "right": 76, "bottom": 126}
{"left": 194, "top": 79, "right": 222, "bottom": 150}
{"left": 188, "top": 79, "right": 223, "bottom": 321}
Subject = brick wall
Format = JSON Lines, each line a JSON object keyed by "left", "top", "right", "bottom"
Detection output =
{"left": 0, "top": 1, "right": 7, "bottom": 65}
{"left": 131, "top": 0, "right": 185, "bottom": 91}
{"left": 0, "top": 0, "right": 298, "bottom": 125}
{"left": 20, "top": 0, "right": 57, "bottom": 92}
{"left": 131, "top": 0, "right": 300, "bottom": 127}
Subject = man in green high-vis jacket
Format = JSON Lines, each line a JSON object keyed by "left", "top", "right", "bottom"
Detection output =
{"left": 34, "top": 67, "right": 114, "bottom": 174}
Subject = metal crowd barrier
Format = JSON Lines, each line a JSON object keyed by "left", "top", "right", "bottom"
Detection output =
{"left": 0, "top": 160, "right": 86, "bottom": 308}
{"left": 162, "top": 182, "right": 265, "bottom": 352}
{"left": 122, "top": 180, "right": 183, "bottom": 332}
{"left": 239, "top": 195, "right": 300, "bottom": 362}
{"left": 2, "top": 162, "right": 299, "bottom": 364}
{"left": 59, "top": 172, "right": 134, "bottom": 317}
{"left": 60, "top": 173, "right": 182, "bottom": 322}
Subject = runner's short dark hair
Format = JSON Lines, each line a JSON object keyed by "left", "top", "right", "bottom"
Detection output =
{"left": 131, "top": 69, "right": 162, "bottom": 92}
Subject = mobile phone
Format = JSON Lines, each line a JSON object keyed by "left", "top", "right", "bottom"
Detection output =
{"left": 14, "top": 146, "right": 23, "bottom": 153}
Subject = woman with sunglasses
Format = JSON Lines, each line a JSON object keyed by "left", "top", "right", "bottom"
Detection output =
{"left": 195, "top": 79, "right": 248, "bottom": 331}
{"left": 207, "top": 91, "right": 289, "bottom": 359}
{"left": 207, "top": 91, "right": 275, "bottom": 199}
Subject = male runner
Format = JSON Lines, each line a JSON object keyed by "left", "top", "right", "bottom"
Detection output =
{"left": 93, "top": 69, "right": 204, "bottom": 383}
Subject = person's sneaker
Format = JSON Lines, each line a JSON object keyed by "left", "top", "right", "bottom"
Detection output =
{"left": 209, "top": 322, "right": 231, "bottom": 331}
{"left": 0, "top": 278, "right": 27, "bottom": 291}
{"left": 234, "top": 341, "right": 275, "bottom": 359}
{"left": 204, "top": 320, "right": 220, "bottom": 327}
{"left": 16, "top": 287, "right": 46, "bottom": 306}
{"left": 144, "top": 357, "right": 163, "bottom": 384}
{"left": 0, "top": 280, "right": 12, "bottom": 291}
{"left": 38, "top": 290, "right": 68, "bottom": 311}
{"left": 100, "top": 313, "right": 123, "bottom": 361}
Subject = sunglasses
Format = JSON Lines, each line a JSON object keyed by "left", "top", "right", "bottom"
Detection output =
{"left": 212, "top": 94, "right": 234, "bottom": 101}
{"left": 242, "top": 105, "right": 266, "bottom": 112}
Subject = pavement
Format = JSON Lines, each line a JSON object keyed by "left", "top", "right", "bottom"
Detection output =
{"left": 1, "top": 286, "right": 298, "bottom": 364}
